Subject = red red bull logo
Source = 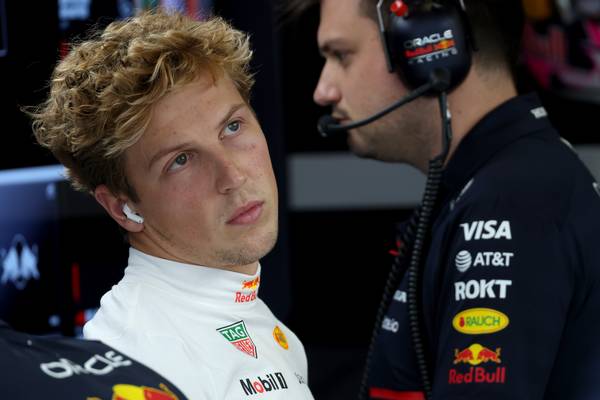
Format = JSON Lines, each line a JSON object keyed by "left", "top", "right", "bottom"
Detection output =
{"left": 449, "top": 367, "right": 506, "bottom": 384}
{"left": 112, "top": 383, "right": 178, "bottom": 400}
{"left": 236, "top": 277, "right": 260, "bottom": 303}
{"left": 450, "top": 343, "right": 505, "bottom": 385}
{"left": 241, "top": 277, "right": 260, "bottom": 290}
{"left": 453, "top": 343, "right": 501, "bottom": 366}
{"left": 235, "top": 291, "right": 257, "bottom": 303}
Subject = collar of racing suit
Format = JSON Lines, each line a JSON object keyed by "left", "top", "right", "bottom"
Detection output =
{"left": 442, "top": 92, "right": 556, "bottom": 199}
{"left": 123, "top": 247, "right": 262, "bottom": 309}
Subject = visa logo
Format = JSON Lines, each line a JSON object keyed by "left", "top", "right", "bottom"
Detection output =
{"left": 459, "top": 220, "right": 512, "bottom": 241}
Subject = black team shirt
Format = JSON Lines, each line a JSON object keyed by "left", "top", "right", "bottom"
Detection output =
{"left": 368, "top": 93, "right": 600, "bottom": 400}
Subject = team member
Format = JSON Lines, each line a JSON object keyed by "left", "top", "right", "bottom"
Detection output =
{"left": 304, "top": 0, "right": 600, "bottom": 398}
{"left": 0, "top": 320, "right": 188, "bottom": 399}
{"left": 29, "top": 10, "right": 313, "bottom": 399}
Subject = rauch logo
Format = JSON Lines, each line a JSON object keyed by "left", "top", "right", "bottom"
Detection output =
{"left": 452, "top": 308, "right": 509, "bottom": 335}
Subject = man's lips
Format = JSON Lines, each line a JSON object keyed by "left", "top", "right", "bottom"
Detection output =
{"left": 332, "top": 113, "right": 350, "bottom": 123}
{"left": 227, "top": 201, "right": 264, "bottom": 225}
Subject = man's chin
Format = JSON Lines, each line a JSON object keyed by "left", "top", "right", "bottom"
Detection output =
{"left": 347, "top": 132, "right": 375, "bottom": 159}
{"left": 220, "top": 228, "right": 278, "bottom": 267}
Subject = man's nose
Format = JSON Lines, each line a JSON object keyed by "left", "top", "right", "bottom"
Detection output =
{"left": 216, "top": 157, "right": 247, "bottom": 195}
{"left": 313, "top": 67, "right": 341, "bottom": 106}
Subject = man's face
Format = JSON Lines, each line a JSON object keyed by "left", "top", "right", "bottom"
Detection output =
{"left": 124, "top": 74, "right": 278, "bottom": 272}
{"left": 314, "top": 0, "right": 436, "bottom": 168}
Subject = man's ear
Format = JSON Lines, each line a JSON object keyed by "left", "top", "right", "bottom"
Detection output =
{"left": 94, "top": 185, "right": 144, "bottom": 233}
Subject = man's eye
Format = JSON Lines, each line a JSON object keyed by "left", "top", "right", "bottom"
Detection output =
{"left": 224, "top": 120, "right": 241, "bottom": 136}
{"left": 333, "top": 51, "right": 346, "bottom": 62}
{"left": 332, "top": 50, "right": 348, "bottom": 63}
{"left": 168, "top": 153, "right": 189, "bottom": 171}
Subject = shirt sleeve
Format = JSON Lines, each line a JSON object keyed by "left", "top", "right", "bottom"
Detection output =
{"left": 430, "top": 201, "right": 572, "bottom": 399}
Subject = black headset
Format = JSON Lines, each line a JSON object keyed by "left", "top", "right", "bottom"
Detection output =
{"left": 376, "top": 0, "right": 474, "bottom": 91}
{"left": 318, "top": 0, "right": 476, "bottom": 137}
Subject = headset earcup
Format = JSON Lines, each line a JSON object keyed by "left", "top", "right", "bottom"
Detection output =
{"left": 387, "top": 4, "right": 472, "bottom": 90}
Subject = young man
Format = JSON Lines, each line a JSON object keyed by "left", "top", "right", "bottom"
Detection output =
{"left": 307, "top": 0, "right": 600, "bottom": 399}
{"left": 30, "top": 10, "right": 313, "bottom": 399}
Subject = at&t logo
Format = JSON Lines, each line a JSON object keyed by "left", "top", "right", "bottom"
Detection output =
{"left": 455, "top": 250, "right": 514, "bottom": 272}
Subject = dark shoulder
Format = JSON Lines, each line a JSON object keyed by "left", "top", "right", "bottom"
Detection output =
{"left": 449, "top": 131, "right": 598, "bottom": 228}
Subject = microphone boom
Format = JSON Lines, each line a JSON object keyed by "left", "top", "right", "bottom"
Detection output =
{"left": 318, "top": 68, "right": 450, "bottom": 138}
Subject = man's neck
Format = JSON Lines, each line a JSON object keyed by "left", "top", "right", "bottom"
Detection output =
{"left": 434, "top": 65, "right": 518, "bottom": 167}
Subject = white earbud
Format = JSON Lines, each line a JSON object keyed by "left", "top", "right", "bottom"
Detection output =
{"left": 122, "top": 203, "right": 144, "bottom": 224}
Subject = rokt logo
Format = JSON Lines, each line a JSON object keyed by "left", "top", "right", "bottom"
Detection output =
{"left": 455, "top": 279, "right": 512, "bottom": 301}
{"left": 460, "top": 220, "right": 512, "bottom": 241}
{"left": 1, "top": 234, "right": 40, "bottom": 290}
{"left": 240, "top": 372, "right": 288, "bottom": 396}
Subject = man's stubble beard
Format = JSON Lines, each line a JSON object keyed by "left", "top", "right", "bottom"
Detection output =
{"left": 348, "top": 107, "right": 433, "bottom": 168}
{"left": 213, "top": 224, "right": 279, "bottom": 267}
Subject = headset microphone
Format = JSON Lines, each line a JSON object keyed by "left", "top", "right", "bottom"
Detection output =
{"left": 317, "top": 68, "right": 451, "bottom": 138}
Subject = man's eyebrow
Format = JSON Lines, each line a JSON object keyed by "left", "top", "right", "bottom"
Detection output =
{"left": 215, "top": 103, "right": 247, "bottom": 131}
{"left": 148, "top": 141, "right": 194, "bottom": 170}
{"left": 318, "top": 38, "right": 349, "bottom": 56}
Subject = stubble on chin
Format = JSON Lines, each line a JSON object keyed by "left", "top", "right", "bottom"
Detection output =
{"left": 214, "top": 225, "right": 278, "bottom": 267}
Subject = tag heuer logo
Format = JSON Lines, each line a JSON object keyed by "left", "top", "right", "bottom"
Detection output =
{"left": 217, "top": 320, "right": 257, "bottom": 358}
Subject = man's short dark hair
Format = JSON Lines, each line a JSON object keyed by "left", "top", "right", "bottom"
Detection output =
{"left": 284, "top": 0, "right": 525, "bottom": 72}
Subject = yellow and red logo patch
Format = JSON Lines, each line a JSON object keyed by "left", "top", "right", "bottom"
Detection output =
{"left": 112, "top": 383, "right": 178, "bottom": 400}
{"left": 452, "top": 308, "right": 509, "bottom": 335}
{"left": 241, "top": 277, "right": 260, "bottom": 291}
{"left": 273, "top": 326, "right": 289, "bottom": 350}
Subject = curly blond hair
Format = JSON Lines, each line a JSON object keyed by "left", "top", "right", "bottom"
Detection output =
{"left": 28, "top": 9, "right": 254, "bottom": 200}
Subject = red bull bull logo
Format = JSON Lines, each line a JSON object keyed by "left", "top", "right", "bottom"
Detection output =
{"left": 450, "top": 343, "right": 505, "bottom": 385}
{"left": 453, "top": 343, "right": 501, "bottom": 366}
{"left": 236, "top": 277, "right": 260, "bottom": 303}
{"left": 112, "top": 383, "right": 178, "bottom": 400}
{"left": 241, "top": 277, "right": 260, "bottom": 290}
